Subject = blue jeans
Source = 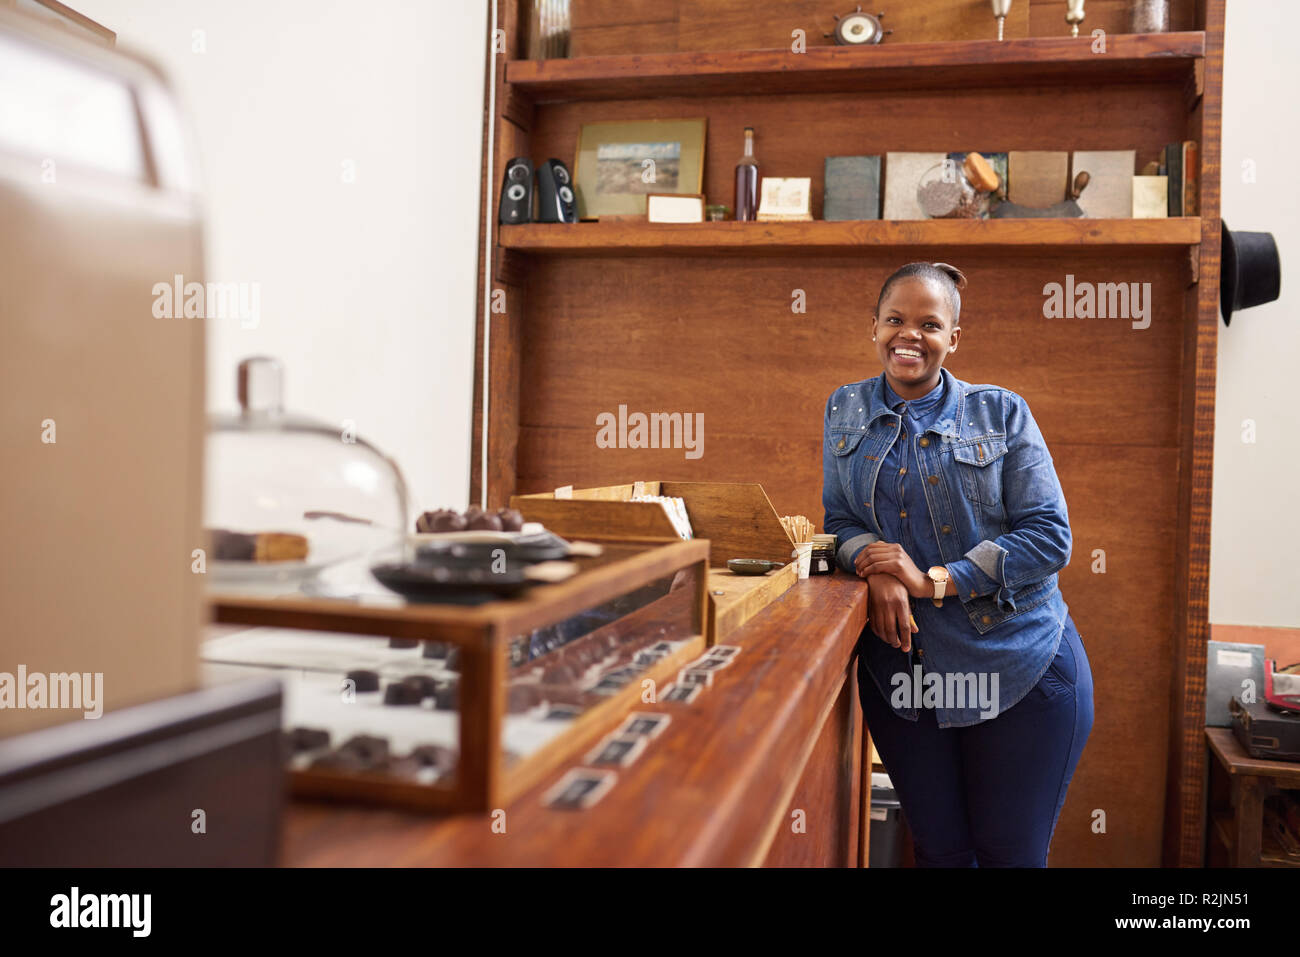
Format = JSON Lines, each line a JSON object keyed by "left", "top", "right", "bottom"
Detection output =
{"left": 857, "top": 612, "right": 1094, "bottom": 867}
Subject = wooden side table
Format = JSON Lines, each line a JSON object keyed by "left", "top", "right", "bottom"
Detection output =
{"left": 1205, "top": 727, "right": 1300, "bottom": 867}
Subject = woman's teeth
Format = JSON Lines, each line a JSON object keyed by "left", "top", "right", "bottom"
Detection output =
{"left": 891, "top": 346, "right": 924, "bottom": 362}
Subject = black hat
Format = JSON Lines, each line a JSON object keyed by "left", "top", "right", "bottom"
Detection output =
{"left": 1221, "top": 222, "right": 1281, "bottom": 326}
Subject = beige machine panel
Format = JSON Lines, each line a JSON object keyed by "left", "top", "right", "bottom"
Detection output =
{"left": 0, "top": 9, "right": 206, "bottom": 737}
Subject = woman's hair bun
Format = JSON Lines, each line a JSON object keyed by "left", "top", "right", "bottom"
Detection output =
{"left": 930, "top": 262, "right": 968, "bottom": 291}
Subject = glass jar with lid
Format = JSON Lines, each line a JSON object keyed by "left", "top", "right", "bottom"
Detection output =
{"left": 916, "top": 152, "right": 1002, "bottom": 219}
{"left": 204, "top": 356, "right": 410, "bottom": 590}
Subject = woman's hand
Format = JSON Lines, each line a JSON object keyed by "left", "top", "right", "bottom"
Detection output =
{"left": 858, "top": 541, "right": 930, "bottom": 598}
{"left": 861, "top": 572, "right": 917, "bottom": 653}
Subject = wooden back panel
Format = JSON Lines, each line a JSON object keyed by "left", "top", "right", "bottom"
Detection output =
{"left": 565, "top": 0, "right": 1197, "bottom": 55}
{"left": 477, "top": 0, "right": 1223, "bottom": 866}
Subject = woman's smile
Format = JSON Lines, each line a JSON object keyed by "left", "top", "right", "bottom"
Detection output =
{"left": 888, "top": 343, "right": 926, "bottom": 366}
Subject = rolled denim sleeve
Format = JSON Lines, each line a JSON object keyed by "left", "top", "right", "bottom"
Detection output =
{"left": 946, "top": 392, "right": 1072, "bottom": 612}
{"left": 821, "top": 390, "right": 879, "bottom": 575}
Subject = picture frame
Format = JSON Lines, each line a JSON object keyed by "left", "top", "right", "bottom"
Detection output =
{"left": 647, "top": 193, "right": 705, "bottom": 223}
{"left": 573, "top": 118, "right": 707, "bottom": 220}
{"left": 756, "top": 177, "right": 812, "bottom": 222}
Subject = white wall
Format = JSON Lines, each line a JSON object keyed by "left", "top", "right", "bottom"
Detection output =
{"left": 76, "top": 0, "right": 487, "bottom": 519}
{"left": 1214, "top": 1, "right": 1299, "bottom": 627}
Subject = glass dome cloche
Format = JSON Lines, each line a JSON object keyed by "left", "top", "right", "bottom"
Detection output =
{"left": 204, "top": 356, "right": 410, "bottom": 586}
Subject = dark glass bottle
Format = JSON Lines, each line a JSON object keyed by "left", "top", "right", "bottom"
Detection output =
{"left": 734, "top": 127, "right": 758, "bottom": 221}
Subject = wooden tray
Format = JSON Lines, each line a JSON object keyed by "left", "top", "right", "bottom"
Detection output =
{"left": 511, "top": 480, "right": 801, "bottom": 642}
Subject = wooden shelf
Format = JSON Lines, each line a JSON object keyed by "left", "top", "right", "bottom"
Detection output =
{"left": 506, "top": 32, "right": 1206, "bottom": 102}
{"left": 499, "top": 217, "right": 1202, "bottom": 256}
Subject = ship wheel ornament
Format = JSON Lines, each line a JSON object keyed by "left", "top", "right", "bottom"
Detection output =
{"left": 824, "top": 6, "right": 891, "bottom": 45}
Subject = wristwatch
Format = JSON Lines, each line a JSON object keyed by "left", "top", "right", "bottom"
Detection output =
{"left": 926, "top": 565, "right": 949, "bottom": 607}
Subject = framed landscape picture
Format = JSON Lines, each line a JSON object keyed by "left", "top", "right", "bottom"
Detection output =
{"left": 573, "top": 118, "right": 706, "bottom": 220}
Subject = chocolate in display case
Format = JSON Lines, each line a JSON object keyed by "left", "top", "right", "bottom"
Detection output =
{"left": 205, "top": 538, "right": 708, "bottom": 812}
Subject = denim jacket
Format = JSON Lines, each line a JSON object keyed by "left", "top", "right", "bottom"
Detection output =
{"left": 822, "top": 366, "right": 1072, "bottom": 727}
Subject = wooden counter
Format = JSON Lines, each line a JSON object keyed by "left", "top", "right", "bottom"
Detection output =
{"left": 284, "top": 572, "right": 870, "bottom": 867}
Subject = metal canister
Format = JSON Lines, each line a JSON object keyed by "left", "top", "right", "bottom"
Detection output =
{"left": 1129, "top": 0, "right": 1170, "bottom": 33}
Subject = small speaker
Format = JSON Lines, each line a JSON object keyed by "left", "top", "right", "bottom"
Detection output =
{"left": 535, "top": 159, "right": 577, "bottom": 223}
{"left": 498, "top": 157, "right": 533, "bottom": 225}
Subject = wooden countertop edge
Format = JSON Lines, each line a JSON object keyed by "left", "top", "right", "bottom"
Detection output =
{"left": 283, "top": 574, "right": 870, "bottom": 867}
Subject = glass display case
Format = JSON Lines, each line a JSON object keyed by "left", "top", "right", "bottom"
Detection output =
{"left": 204, "top": 356, "right": 409, "bottom": 590}
{"left": 204, "top": 539, "right": 708, "bottom": 811}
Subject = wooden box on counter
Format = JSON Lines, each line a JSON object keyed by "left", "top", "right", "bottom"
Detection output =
{"left": 511, "top": 481, "right": 801, "bottom": 644}
{"left": 208, "top": 539, "right": 708, "bottom": 813}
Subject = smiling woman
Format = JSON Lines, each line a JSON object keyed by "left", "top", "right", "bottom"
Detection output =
{"left": 821, "top": 261, "right": 1095, "bottom": 867}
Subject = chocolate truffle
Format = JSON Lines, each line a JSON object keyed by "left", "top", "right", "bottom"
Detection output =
{"left": 465, "top": 511, "right": 503, "bottom": 531}
{"left": 409, "top": 745, "right": 457, "bottom": 773}
{"left": 384, "top": 682, "right": 423, "bottom": 705}
{"left": 401, "top": 674, "right": 438, "bottom": 700}
{"left": 345, "top": 669, "right": 380, "bottom": 693}
{"left": 430, "top": 511, "right": 467, "bottom": 532}
{"left": 284, "top": 727, "right": 331, "bottom": 753}
{"left": 433, "top": 680, "right": 459, "bottom": 711}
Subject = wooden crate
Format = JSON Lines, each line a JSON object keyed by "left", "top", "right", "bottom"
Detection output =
{"left": 511, "top": 480, "right": 802, "bottom": 643}
{"left": 208, "top": 539, "right": 708, "bottom": 812}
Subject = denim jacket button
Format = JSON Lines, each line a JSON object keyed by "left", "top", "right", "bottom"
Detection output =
{"left": 928, "top": 475, "right": 939, "bottom": 485}
{"left": 837, "top": 438, "right": 845, "bottom": 449}
{"left": 941, "top": 524, "right": 951, "bottom": 533}
{"left": 919, "top": 437, "right": 930, "bottom": 447}
{"left": 981, "top": 615, "right": 992, "bottom": 625}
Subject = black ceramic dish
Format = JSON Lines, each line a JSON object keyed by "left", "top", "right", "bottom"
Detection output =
{"left": 413, "top": 533, "right": 569, "bottom": 567}
{"left": 726, "top": 558, "right": 788, "bottom": 576}
{"left": 369, "top": 561, "right": 535, "bottom": 603}
{"left": 371, "top": 533, "right": 574, "bottom": 603}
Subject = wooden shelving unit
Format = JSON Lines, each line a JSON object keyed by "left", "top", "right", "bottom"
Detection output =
{"left": 474, "top": 0, "right": 1225, "bottom": 868}
{"left": 506, "top": 32, "right": 1206, "bottom": 101}
{"left": 500, "top": 217, "right": 1203, "bottom": 255}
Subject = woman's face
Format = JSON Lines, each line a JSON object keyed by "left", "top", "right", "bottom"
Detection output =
{"left": 872, "top": 276, "right": 962, "bottom": 387}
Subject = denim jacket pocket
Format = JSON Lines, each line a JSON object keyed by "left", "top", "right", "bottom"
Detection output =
{"left": 951, "top": 435, "right": 1008, "bottom": 507}
{"left": 828, "top": 427, "right": 867, "bottom": 457}
{"left": 965, "top": 575, "right": 1055, "bottom": 635}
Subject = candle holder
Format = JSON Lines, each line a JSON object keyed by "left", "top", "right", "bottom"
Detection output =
{"left": 1065, "top": 0, "right": 1086, "bottom": 37}
{"left": 990, "top": 0, "right": 1012, "bottom": 41}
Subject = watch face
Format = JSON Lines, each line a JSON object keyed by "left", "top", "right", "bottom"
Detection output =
{"left": 928, "top": 566, "right": 948, "bottom": 581}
